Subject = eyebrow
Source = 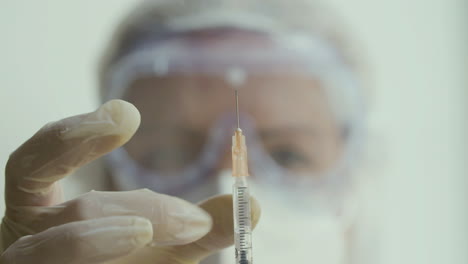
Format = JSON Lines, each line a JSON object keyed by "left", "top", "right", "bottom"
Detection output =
{"left": 138, "top": 125, "right": 205, "bottom": 137}
{"left": 139, "top": 124, "right": 317, "bottom": 141}
{"left": 259, "top": 127, "right": 317, "bottom": 139}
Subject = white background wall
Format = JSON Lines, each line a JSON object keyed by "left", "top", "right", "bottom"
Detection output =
{"left": 0, "top": 0, "right": 466, "bottom": 263}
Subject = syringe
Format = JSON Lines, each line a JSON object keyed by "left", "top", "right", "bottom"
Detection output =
{"left": 232, "top": 89, "right": 253, "bottom": 264}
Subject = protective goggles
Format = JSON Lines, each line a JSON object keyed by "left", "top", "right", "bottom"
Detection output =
{"left": 103, "top": 28, "right": 365, "bottom": 195}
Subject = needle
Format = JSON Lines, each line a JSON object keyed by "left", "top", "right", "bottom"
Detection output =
{"left": 235, "top": 89, "right": 240, "bottom": 130}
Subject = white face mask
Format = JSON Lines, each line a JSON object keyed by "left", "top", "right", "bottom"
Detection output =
{"left": 214, "top": 170, "right": 350, "bottom": 264}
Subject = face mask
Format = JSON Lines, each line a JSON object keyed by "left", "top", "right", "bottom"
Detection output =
{"left": 215, "top": 170, "right": 354, "bottom": 264}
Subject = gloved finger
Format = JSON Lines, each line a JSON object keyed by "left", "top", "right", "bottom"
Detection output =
{"left": 169, "top": 195, "right": 261, "bottom": 262}
{"left": 0, "top": 216, "right": 153, "bottom": 264}
{"left": 2, "top": 189, "right": 213, "bottom": 250}
{"left": 4, "top": 99, "right": 140, "bottom": 208}
{"left": 116, "top": 194, "right": 261, "bottom": 264}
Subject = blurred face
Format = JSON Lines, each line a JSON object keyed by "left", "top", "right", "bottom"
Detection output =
{"left": 105, "top": 30, "right": 359, "bottom": 264}
{"left": 104, "top": 28, "right": 356, "bottom": 200}
{"left": 123, "top": 72, "right": 344, "bottom": 181}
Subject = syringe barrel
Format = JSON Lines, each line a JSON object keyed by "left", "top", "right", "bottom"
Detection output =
{"left": 233, "top": 176, "right": 253, "bottom": 264}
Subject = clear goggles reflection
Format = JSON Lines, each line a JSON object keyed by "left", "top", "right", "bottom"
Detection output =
{"left": 107, "top": 115, "right": 349, "bottom": 195}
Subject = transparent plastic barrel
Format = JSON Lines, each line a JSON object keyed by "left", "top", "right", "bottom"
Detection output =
{"left": 233, "top": 176, "right": 252, "bottom": 264}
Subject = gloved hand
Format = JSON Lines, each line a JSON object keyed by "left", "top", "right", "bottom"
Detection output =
{"left": 0, "top": 100, "right": 261, "bottom": 264}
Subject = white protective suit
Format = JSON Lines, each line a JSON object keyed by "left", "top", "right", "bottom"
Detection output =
{"left": 1, "top": 1, "right": 379, "bottom": 264}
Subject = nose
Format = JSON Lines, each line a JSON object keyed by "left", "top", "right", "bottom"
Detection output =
{"left": 203, "top": 112, "right": 257, "bottom": 177}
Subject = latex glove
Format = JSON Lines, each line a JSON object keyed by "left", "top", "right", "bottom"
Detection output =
{"left": 0, "top": 100, "right": 261, "bottom": 264}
